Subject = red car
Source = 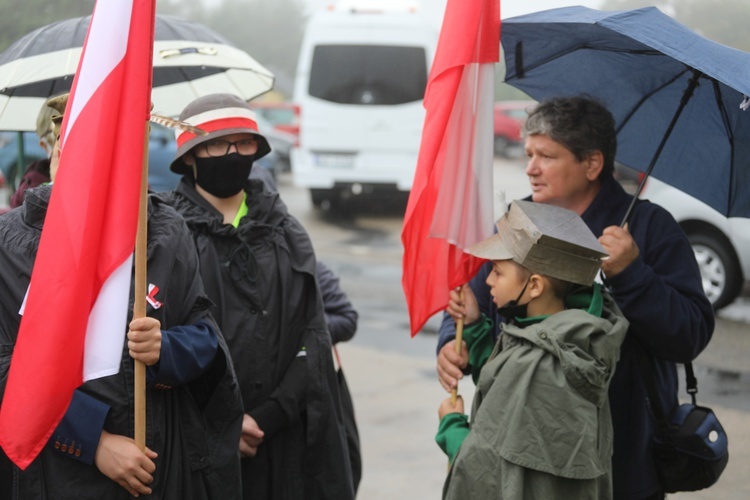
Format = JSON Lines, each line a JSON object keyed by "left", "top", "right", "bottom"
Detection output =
{"left": 250, "top": 101, "right": 300, "bottom": 145}
{"left": 493, "top": 100, "right": 535, "bottom": 157}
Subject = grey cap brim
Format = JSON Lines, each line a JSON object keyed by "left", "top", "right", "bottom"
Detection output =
{"left": 468, "top": 231, "right": 515, "bottom": 261}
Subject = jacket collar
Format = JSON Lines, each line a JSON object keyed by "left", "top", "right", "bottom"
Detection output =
{"left": 175, "top": 175, "right": 289, "bottom": 230}
{"left": 581, "top": 176, "right": 633, "bottom": 232}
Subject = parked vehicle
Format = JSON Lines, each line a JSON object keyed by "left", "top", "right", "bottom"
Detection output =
{"left": 251, "top": 101, "right": 300, "bottom": 144}
{"left": 493, "top": 100, "right": 535, "bottom": 158}
{"left": 0, "top": 131, "right": 48, "bottom": 190}
{"left": 292, "top": 2, "right": 437, "bottom": 209}
{"left": 616, "top": 166, "right": 749, "bottom": 310}
{"left": 0, "top": 117, "right": 283, "bottom": 200}
{"left": 0, "top": 168, "right": 8, "bottom": 211}
{"left": 146, "top": 123, "right": 181, "bottom": 192}
{"left": 253, "top": 113, "right": 295, "bottom": 176}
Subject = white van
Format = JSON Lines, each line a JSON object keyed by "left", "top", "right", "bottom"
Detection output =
{"left": 291, "top": 1, "right": 438, "bottom": 209}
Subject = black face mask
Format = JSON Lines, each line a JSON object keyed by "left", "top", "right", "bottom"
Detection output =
{"left": 497, "top": 278, "right": 531, "bottom": 322}
{"left": 194, "top": 153, "right": 253, "bottom": 198}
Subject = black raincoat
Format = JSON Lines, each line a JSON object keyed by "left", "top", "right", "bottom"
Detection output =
{"left": 157, "top": 177, "right": 355, "bottom": 500}
{"left": 0, "top": 186, "right": 244, "bottom": 499}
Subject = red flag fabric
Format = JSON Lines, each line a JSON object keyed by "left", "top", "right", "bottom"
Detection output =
{"left": 0, "top": 0, "right": 155, "bottom": 469}
{"left": 401, "top": 0, "right": 500, "bottom": 336}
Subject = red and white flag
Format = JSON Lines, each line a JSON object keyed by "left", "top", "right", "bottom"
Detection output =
{"left": 0, "top": 0, "right": 155, "bottom": 469}
{"left": 401, "top": 0, "right": 500, "bottom": 336}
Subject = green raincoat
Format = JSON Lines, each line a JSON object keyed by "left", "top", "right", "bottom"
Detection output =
{"left": 442, "top": 285, "right": 628, "bottom": 500}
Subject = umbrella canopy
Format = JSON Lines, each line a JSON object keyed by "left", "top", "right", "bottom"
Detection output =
{"left": 0, "top": 14, "right": 275, "bottom": 131}
{"left": 502, "top": 6, "right": 750, "bottom": 218}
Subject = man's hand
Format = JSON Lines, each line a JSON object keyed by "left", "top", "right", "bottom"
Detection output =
{"left": 438, "top": 395, "right": 464, "bottom": 420}
{"left": 446, "top": 285, "right": 480, "bottom": 325}
{"left": 437, "top": 340, "right": 469, "bottom": 393}
{"left": 94, "top": 430, "right": 157, "bottom": 498}
{"left": 239, "top": 414, "right": 264, "bottom": 458}
{"left": 127, "top": 317, "right": 162, "bottom": 366}
{"left": 599, "top": 223, "right": 640, "bottom": 278}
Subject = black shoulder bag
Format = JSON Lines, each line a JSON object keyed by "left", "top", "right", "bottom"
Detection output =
{"left": 641, "top": 354, "right": 729, "bottom": 493}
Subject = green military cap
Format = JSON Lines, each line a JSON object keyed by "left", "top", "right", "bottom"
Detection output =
{"left": 46, "top": 92, "right": 70, "bottom": 139}
{"left": 469, "top": 200, "right": 608, "bottom": 286}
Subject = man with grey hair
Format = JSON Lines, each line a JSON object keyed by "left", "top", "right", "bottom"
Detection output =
{"left": 438, "top": 96, "right": 714, "bottom": 499}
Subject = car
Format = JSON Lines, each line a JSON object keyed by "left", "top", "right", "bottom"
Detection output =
{"left": 252, "top": 113, "right": 295, "bottom": 176}
{"left": 493, "top": 100, "right": 535, "bottom": 158}
{"left": 250, "top": 101, "right": 300, "bottom": 144}
{"left": 0, "top": 168, "right": 8, "bottom": 211}
{"left": 616, "top": 165, "right": 750, "bottom": 310}
{"left": 145, "top": 123, "right": 181, "bottom": 192}
{"left": 0, "top": 127, "right": 182, "bottom": 194}
{"left": 0, "top": 131, "right": 48, "bottom": 190}
{"left": 0, "top": 118, "right": 285, "bottom": 200}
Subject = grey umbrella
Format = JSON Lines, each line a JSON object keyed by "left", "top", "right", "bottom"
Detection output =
{"left": 0, "top": 14, "right": 275, "bottom": 131}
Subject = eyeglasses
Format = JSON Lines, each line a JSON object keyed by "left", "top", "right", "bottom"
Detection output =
{"left": 201, "top": 138, "right": 259, "bottom": 157}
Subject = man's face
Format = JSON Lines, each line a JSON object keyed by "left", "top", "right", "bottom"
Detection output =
{"left": 524, "top": 134, "right": 600, "bottom": 213}
{"left": 486, "top": 260, "right": 528, "bottom": 306}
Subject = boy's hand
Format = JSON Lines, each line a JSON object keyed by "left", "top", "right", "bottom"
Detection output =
{"left": 438, "top": 395, "right": 464, "bottom": 420}
{"left": 447, "top": 285, "right": 480, "bottom": 325}
{"left": 437, "top": 340, "right": 469, "bottom": 393}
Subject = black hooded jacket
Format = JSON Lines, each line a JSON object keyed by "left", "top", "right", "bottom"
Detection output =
{"left": 157, "top": 177, "right": 355, "bottom": 500}
{"left": 0, "top": 185, "right": 244, "bottom": 499}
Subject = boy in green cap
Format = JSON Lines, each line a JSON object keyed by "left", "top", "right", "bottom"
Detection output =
{"left": 437, "top": 200, "right": 628, "bottom": 500}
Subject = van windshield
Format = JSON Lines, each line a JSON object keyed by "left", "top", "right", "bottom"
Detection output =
{"left": 309, "top": 45, "right": 427, "bottom": 105}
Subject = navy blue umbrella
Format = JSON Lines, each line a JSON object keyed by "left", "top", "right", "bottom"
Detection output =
{"left": 501, "top": 6, "right": 750, "bottom": 220}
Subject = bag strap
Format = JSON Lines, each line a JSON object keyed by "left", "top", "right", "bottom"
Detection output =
{"left": 636, "top": 343, "right": 698, "bottom": 430}
{"left": 684, "top": 361, "right": 698, "bottom": 405}
{"left": 333, "top": 345, "right": 342, "bottom": 371}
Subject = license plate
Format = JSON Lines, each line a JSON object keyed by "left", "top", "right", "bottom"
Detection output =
{"left": 312, "top": 153, "right": 355, "bottom": 168}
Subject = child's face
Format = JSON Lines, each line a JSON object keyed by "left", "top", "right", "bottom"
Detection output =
{"left": 486, "top": 260, "right": 529, "bottom": 306}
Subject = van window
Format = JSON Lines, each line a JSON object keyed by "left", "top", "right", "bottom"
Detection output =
{"left": 309, "top": 45, "right": 427, "bottom": 105}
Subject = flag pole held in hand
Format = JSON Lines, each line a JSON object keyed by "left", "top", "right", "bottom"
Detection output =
{"left": 133, "top": 122, "right": 150, "bottom": 451}
{"left": 451, "top": 289, "right": 465, "bottom": 405}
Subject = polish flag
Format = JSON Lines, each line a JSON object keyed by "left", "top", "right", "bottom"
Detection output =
{"left": 401, "top": 0, "right": 500, "bottom": 336}
{"left": 0, "top": 0, "right": 155, "bottom": 469}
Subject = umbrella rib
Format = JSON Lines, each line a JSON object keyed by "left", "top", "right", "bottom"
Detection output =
{"left": 616, "top": 68, "right": 690, "bottom": 135}
{"left": 511, "top": 43, "right": 661, "bottom": 80}
{"left": 712, "top": 79, "right": 734, "bottom": 216}
{"left": 622, "top": 69, "right": 703, "bottom": 225}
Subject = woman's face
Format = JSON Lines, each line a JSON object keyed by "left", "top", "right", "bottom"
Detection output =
{"left": 524, "top": 134, "right": 602, "bottom": 214}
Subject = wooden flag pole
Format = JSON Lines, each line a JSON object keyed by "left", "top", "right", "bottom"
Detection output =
{"left": 133, "top": 121, "right": 150, "bottom": 451}
{"left": 450, "top": 289, "right": 465, "bottom": 405}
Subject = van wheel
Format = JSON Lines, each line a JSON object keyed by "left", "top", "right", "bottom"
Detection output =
{"left": 688, "top": 232, "right": 742, "bottom": 310}
{"left": 310, "top": 189, "right": 339, "bottom": 211}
